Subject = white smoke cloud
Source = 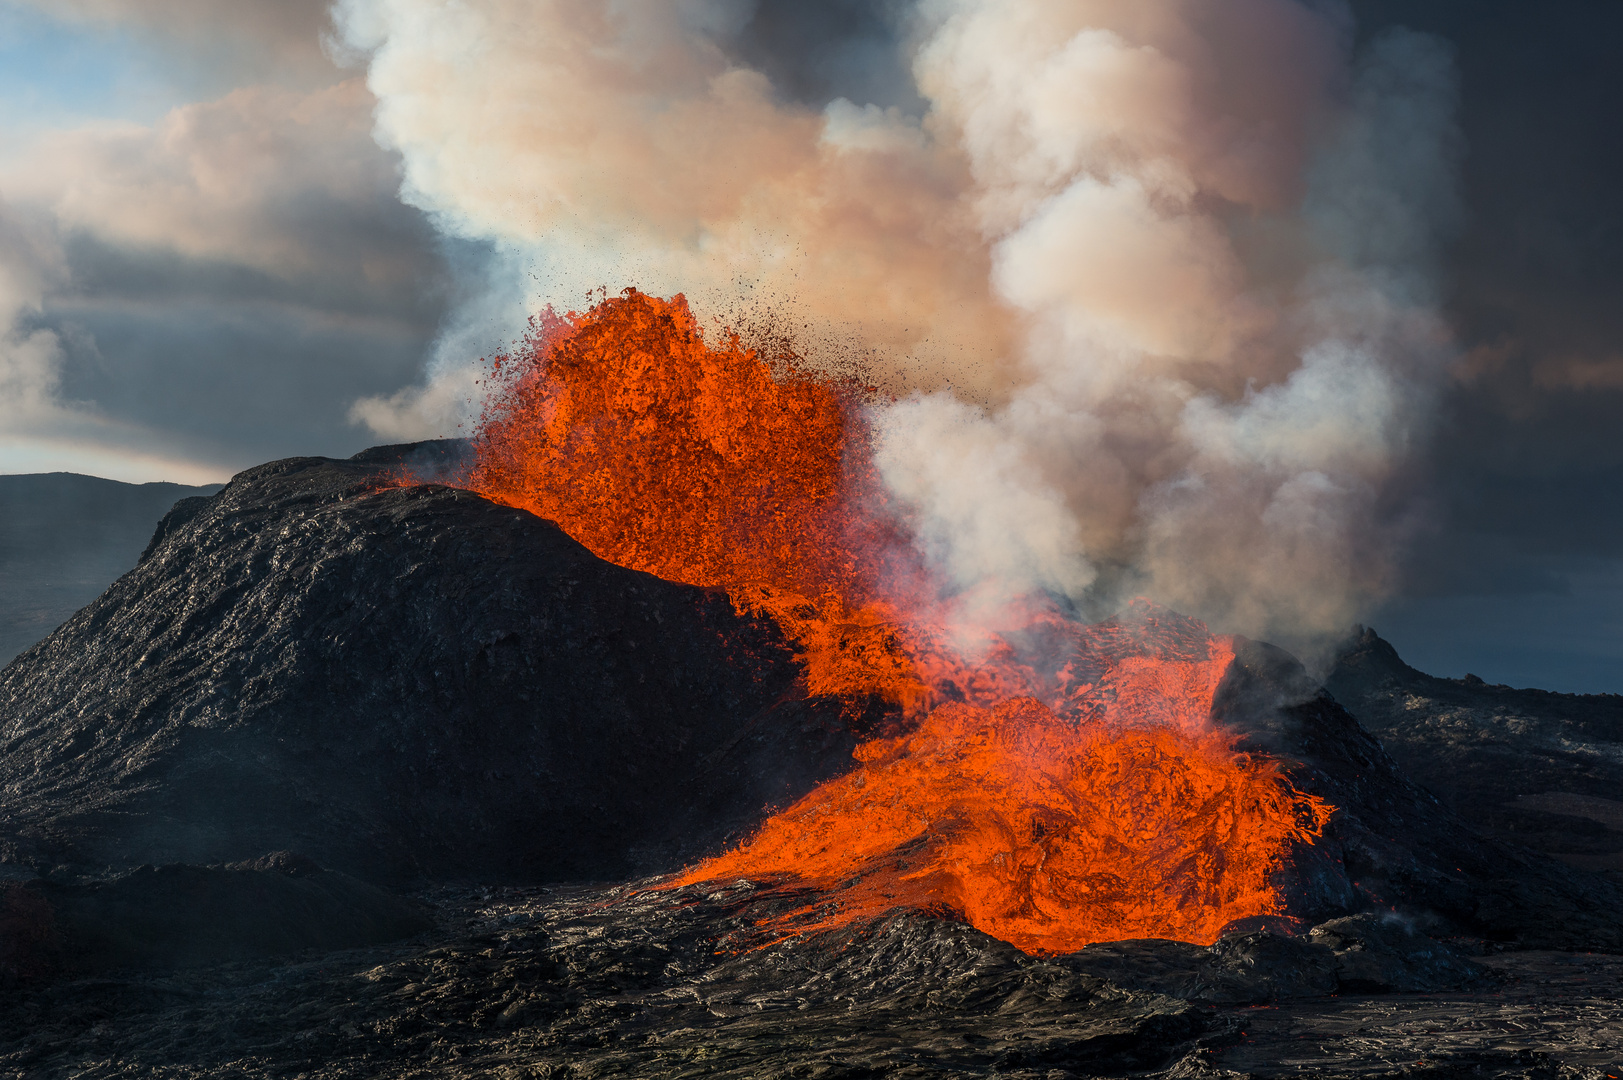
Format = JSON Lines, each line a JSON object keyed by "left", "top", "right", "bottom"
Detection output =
{"left": 876, "top": 392, "right": 1095, "bottom": 601}
{"left": 337, "top": 0, "right": 1461, "bottom": 648}
{"left": 332, "top": 0, "right": 1017, "bottom": 397}
{"left": 1125, "top": 27, "right": 1459, "bottom": 646}
{"left": 0, "top": 201, "right": 71, "bottom": 429}
{"left": 886, "top": 4, "right": 1459, "bottom": 647}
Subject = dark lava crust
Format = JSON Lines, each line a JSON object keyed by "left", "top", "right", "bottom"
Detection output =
{"left": 1217, "top": 642, "right": 1623, "bottom": 951}
{"left": 0, "top": 444, "right": 859, "bottom": 883}
{"left": 1328, "top": 628, "right": 1623, "bottom": 876}
{"left": 2, "top": 879, "right": 1620, "bottom": 1080}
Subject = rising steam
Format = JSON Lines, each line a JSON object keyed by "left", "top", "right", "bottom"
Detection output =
{"left": 337, "top": 0, "right": 1460, "bottom": 652}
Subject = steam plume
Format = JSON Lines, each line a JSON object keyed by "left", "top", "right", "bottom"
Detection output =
{"left": 338, "top": 0, "right": 1460, "bottom": 651}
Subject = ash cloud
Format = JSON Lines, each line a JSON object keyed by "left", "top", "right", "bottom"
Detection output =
{"left": 335, "top": 0, "right": 1462, "bottom": 652}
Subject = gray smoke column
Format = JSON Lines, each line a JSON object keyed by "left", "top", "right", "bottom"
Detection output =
{"left": 335, "top": 0, "right": 1459, "bottom": 654}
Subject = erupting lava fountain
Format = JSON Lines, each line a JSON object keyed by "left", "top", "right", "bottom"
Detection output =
{"left": 453, "top": 288, "right": 1333, "bottom": 955}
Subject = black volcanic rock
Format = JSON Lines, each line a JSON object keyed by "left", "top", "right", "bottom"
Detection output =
{"left": 6, "top": 879, "right": 1620, "bottom": 1079}
{"left": 1215, "top": 638, "right": 1623, "bottom": 950}
{"left": 2, "top": 439, "right": 1619, "bottom": 965}
{"left": 0, "top": 880, "right": 1223, "bottom": 1078}
{"left": 1061, "top": 913, "right": 1494, "bottom": 1004}
{"left": 1306, "top": 912, "right": 1494, "bottom": 993}
{"left": 1327, "top": 627, "right": 1623, "bottom": 875}
{"left": 0, "top": 443, "right": 858, "bottom": 883}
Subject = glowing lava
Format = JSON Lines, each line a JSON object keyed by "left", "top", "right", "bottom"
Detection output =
{"left": 461, "top": 287, "right": 1334, "bottom": 954}
{"left": 672, "top": 635, "right": 1333, "bottom": 954}
{"left": 466, "top": 288, "right": 927, "bottom": 709}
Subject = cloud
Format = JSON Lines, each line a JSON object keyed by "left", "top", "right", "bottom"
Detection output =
{"left": 333, "top": 0, "right": 1019, "bottom": 397}
{"left": 730, "top": 0, "right": 923, "bottom": 111}
{"left": 13, "top": 0, "right": 338, "bottom": 83}
{"left": 0, "top": 199, "right": 68, "bottom": 425}
{"left": 0, "top": 69, "right": 452, "bottom": 477}
{"left": 0, "top": 191, "right": 231, "bottom": 482}
{"left": 1532, "top": 355, "right": 1623, "bottom": 391}
{"left": 333, "top": 0, "right": 1462, "bottom": 649}
{"left": 5, "top": 79, "right": 425, "bottom": 298}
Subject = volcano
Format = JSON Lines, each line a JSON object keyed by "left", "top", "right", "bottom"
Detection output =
{"left": 2, "top": 441, "right": 1617, "bottom": 954}
{"left": 2, "top": 291, "right": 1622, "bottom": 1075}
{"left": 0, "top": 442, "right": 1620, "bottom": 1075}
{"left": 0, "top": 441, "right": 860, "bottom": 885}
{"left": 1, "top": 442, "right": 1621, "bottom": 1074}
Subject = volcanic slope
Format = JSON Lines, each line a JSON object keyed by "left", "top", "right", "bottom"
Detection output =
{"left": 0, "top": 442, "right": 859, "bottom": 883}
{"left": 1212, "top": 638, "right": 1623, "bottom": 950}
{"left": 1329, "top": 627, "right": 1623, "bottom": 875}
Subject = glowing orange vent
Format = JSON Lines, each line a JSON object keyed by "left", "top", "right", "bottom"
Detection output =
{"left": 466, "top": 288, "right": 926, "bottom": 708}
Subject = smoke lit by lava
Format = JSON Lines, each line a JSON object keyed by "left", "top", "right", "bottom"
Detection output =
{"left": 348, "top": 0, "right": 1461, "bottom": 657}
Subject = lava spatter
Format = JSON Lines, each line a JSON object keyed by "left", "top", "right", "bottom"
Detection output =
{"left": 465, "top": 288, "right": 927, "bottom": 710}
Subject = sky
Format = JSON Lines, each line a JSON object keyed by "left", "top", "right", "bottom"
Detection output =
{"left": 0, "top": 0, "right": 1619, "bottom": 692}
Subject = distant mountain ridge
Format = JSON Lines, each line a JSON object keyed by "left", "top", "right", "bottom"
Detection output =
{"left": 1326, "top": 628, "right": 1623, "bottom": 875}
{"left": 0, "top": 472, "right": 223, "bottom": 665}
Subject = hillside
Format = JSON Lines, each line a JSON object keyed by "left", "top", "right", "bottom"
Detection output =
{"left": 0, "top": 473, "right": 223, "bottom": 665}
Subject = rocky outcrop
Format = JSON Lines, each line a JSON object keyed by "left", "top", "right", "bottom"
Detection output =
{"left": 1327, "top": 627, "right": 1623, "bottom": 875}
{"left": 1217, "top": 639, "right": 1623, "bottom": 949}
{"left": 1063, "top": 911, "right": 1495, "bottom": 1003}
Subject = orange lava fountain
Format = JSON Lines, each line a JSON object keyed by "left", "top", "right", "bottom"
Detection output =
{"left": 461, "top": 288, "right": 1333, "bottom": 954}
{"left": 466, "top": 288, "right": 927, "bottom": 709}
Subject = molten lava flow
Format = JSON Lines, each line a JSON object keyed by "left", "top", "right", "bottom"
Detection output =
{"left": 671, "top": 634, "right": 1333, "bottom": 954}
{"left": 461, "top": 288, "right": 1334, "bottom": 954}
